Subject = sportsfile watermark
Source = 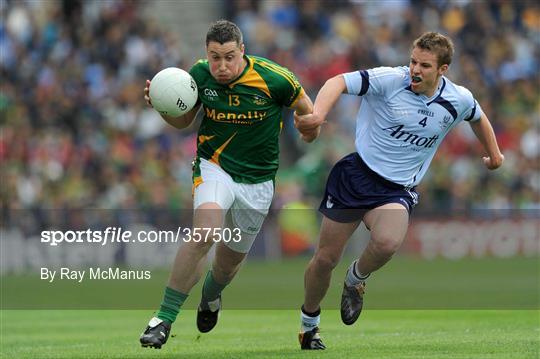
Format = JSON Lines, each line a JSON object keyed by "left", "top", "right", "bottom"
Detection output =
{"left": 1, "top": 208, "right": 538, "bottom": 309}
{"left": 40, "top": 227, "right": 242, "bottom": 246}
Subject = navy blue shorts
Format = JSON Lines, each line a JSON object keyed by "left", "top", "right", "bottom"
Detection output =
{"left": 319, "top": 153, "right": 418, "bottom": 223}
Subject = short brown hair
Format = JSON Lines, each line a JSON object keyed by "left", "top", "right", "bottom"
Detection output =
{"left": 206, "top": 20, "right": 243, "bottom": 46}
{"left": 412, "top": 32, "right": 454, "bottom": 67}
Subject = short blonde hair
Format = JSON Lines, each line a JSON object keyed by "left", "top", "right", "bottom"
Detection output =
{"left": 412, "top": 32, "right": 454, "bottom": 67}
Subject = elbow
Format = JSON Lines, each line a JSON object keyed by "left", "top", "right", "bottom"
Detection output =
{"left": 492, "top": 152, "right": 505, "bottom": 168}
{"left": 163, "top": 114, "right": 193, "bottom": 129}
{"left": 176, "top": 118, "right": 194, "bottom": 129}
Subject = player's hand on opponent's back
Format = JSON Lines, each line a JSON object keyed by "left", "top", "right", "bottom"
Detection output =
{"left": 483, "top": 152, "right": 504, "bottom": 170}
{"left": 144, "top": 79, "right": 153, "bottom": 107}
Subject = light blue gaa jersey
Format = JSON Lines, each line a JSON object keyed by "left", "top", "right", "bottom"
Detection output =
{"left": 344, "top": 66, "right": 483, "bottom": 187}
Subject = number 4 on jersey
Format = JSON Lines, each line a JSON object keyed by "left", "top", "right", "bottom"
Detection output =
{"left": 418, "top": 117, "right": 427, "bottom": 127}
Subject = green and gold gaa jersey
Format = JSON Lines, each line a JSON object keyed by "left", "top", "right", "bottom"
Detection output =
{"left": 189, "top": 55, "right": 304, "bottom": 184}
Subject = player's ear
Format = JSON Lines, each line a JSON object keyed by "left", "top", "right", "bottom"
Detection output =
{"left": 239, "top": 43, "right": 245, "bottom": 55}
{"left": 439, "top": 64, "right": 449, "bottom": 75}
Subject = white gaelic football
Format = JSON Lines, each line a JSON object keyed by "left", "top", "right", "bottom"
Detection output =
{"left": 149, "top": 67, "right": 198, "bottom": 117}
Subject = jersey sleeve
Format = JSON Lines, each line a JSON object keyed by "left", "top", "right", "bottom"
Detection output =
{"left": 458, "top": 86, "right": 483, "bottom": 122}
{"left": 344, "top": 66, "right": 409, "bottom": 98}
{"left": 463, "top": 99, "right": 483, "bottom": 122}
{"left": 343, "top": 70, "right": 368, "bottom": 96}
{"left": 268, "top": 65, "right": 304, "bottom": 107}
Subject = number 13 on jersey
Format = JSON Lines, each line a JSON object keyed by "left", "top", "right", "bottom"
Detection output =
{"left": 229, "top": 94, "right": 240, "bottom": 106}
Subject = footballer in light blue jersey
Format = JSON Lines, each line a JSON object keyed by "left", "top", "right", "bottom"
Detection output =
{"left": 344, "top": 66, "right": 482, "bottom": 187}
{"left": 295, "top": 32, "right": 504, "bottom": 351}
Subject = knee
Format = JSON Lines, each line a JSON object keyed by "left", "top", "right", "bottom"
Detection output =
{"left": 313, "top": 251, "right": 340, "bottom": 272}
{"left": 185, "top": 239, "right": 214, "bottom": 257}
{"left": 371, "top": 235, "right": 402, "bottom": 256}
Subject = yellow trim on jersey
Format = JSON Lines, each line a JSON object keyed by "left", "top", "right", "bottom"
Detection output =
{"left": 288, "top": 87, "right": 305, "bottom": 109}
{"left": 228, "top": 56, "right": 254, "bottom": 86}
{"left": 255, "top": 59, "right": 298, "bottom": 91}
{"left": 228, "top": 57, "right": 271, "bottom": 98}
{"left": 255, "top": 59, "right": 303, "bottom": 106}
{"left": 210, "top": 132, "right": 237, "bottom": 166}
{"left": 198, "top": 134, "right": 215, "bottom": 144}
{"left": 256, "top": 60, "right": 295, "bottom": 82}
{"left": 192, "top": 175, "right": 203, "bottom": 197}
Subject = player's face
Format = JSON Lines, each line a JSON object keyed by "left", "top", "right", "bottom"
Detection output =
{"left": 207, "top": 41, "right": 246, "bottom": 84}
{"left": 409, "top": 47, "right": 448, "bottom": 97}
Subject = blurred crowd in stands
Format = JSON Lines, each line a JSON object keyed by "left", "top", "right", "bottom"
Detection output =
{"left": 1, "top": 0, "right": 539, "bottom": 214}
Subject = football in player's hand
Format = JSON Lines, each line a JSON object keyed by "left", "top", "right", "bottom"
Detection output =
{"left": 149, "top": 67, "right": 198, "bottom": 117}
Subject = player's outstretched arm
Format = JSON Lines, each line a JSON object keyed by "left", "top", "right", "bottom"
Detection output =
{"left": 313, "top": 74, "right": 347, "bottom": 122}
{"left": 144, "top": 79, "right": 200, "bottom": 129}
{"left": 469, "top": 112, "right": 504, "bottom": 170}
{"left": 294, "top": 74, "right": 347, "bottom": 133}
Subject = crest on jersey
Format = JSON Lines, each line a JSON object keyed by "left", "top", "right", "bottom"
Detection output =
{"left": 204, "top": 88, "right": 219, "bottom": 101}
{"left": 439, "top": 115, "right": 452, "bottom": 129}
{"left": 253, "top": 95, "right": 268, "bottom": 106}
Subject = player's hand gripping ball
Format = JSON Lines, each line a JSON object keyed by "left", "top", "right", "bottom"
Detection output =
{"left": 149, "top": 67, "right": 198, "bottom": 117}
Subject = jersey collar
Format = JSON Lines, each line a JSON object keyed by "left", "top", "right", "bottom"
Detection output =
{"left": 426, "top": 77, "right": 446, "bottom": 105}
{"left": 405, "top": 77, "right": 446, "bottom": 102}
{"left": 228, "top": 55, "right": 252, "bottom": 88}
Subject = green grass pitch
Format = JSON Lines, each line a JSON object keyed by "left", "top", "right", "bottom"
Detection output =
{"left": 1, "top": 309, "right": 538, "bottom": 358}
{"left": 1, "top": 257, "right": 539, "bottom": 357}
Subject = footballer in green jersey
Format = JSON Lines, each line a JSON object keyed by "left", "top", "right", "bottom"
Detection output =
{"left": 140, "top": 20, "right": 317, "bottom": 350}
{"left": 189, "top": 55, "right": 304, "bottom": 184}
